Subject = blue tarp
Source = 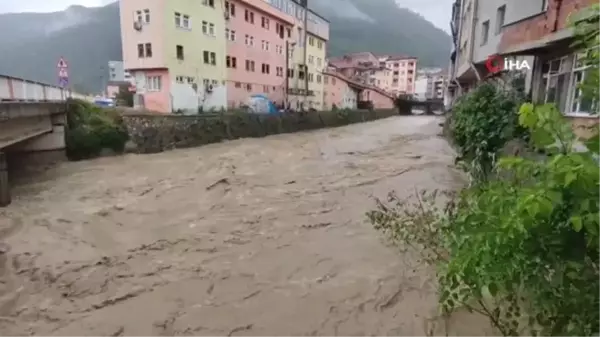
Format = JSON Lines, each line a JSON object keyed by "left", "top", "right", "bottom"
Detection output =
{"left": 247, "top": 94, "right": 278, "bottom": 114}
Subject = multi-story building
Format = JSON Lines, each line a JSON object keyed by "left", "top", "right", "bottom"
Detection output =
{"left": 328, "top": 52, "right": 380, "bottom": 83}
{"left": 497, "top": 0, "right": 598, "bottom": 137}
{"left": 323, "top": 66, "right": 395, "bottom": 111}
{"left": 224, "top": 0, "right": 294, "bottom": 108}
{"left": 306, "top": 32, "right": 327, "bottom": 110}
{"left": 120, "top": 0, "right": 329, "bottom": 113}
{"left": 447, "top": 0, "right": 538, "bottom": 101}
{"left": 282, "top": 2, "right": 330, "bottom": 110}
{"left": 328, "top": 53, "right": 418, "bottom": 96}
{"left": 107, "top": 61, "right": 133, "bottom": 83}
{"left": 414, "top": 70, "right": 447, "bottom": 100}
{"left": 446, "top": 0, "right": 597, "bottom": 136}
{"left": 120, "top": 0, "right": 228, "bottom": 113}
{"left": 378, "top": 55, "right": 418, "bottom": 95}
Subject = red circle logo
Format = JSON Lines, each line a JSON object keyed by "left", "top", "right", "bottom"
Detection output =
{"left": 485, "top": 55, "right": 504, "bottom": 73}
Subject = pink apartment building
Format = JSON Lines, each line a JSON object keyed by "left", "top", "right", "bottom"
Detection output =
{"left": 225, "top": 0, "right": 294, "bottom": 108}
{"left": 323, "top": 69, "right": 395, "bottom": 110}
{"left": 328, "top": 52, "right": 418, "bottom": 96}
{"left": 380, "top": 55, "right": 417, "bottom": 95}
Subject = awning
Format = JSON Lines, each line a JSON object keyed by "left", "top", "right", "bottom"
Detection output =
{"left": 500, "top": 27, "right": 575, "bottom": 56}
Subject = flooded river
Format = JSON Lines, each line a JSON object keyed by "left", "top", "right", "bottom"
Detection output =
{"left": 0, "top": 116, "right": 492, "bottom": 335}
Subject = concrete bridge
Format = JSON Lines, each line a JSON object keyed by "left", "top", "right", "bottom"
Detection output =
{"left": 0, "top": 74, "right": 91, "bottom": 206}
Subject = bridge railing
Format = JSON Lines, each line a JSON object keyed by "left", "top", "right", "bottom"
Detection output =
{"left": 0, "top": 74, "right": 93, "bottom": 102}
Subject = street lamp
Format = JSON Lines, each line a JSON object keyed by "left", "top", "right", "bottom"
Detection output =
{"left": 285, "top": 41, "right": 296, "bottom": 109}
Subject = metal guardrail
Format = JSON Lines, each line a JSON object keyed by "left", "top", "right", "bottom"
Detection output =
{"left": 0, "top": 74, "right": 93, "bottom": 102}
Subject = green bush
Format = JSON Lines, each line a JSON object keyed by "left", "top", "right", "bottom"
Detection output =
{"left": 65, "top": 99, "right": 129, "bottom": 160}
{"left": 450, "top": 82, "right": 526, "bottom": 181}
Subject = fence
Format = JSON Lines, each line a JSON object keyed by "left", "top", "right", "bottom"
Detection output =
{"left": 0, "top": 74, "right": 92, "bottom": 102}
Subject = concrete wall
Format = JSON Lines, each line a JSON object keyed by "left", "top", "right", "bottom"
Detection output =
{"left": 123, "top": 109, "right": 398, "bottom": 153}
{"left": 171, "top": 81, "right": 227, "bottom": 113}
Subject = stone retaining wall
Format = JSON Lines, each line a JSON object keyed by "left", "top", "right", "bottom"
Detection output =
{"left": 123, "top": 109, "right": 398, "bottom": 153}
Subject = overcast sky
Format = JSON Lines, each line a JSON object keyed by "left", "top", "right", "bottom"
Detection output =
{"left": 0, "top": 0, "right": 452, "bottom": 32}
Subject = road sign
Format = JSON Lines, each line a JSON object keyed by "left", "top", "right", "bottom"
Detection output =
{"left": 57, "top": 57, "right": 68, "bottom": 68}
{"left": 58, "top": 77, "right": 68, "bottom": 88}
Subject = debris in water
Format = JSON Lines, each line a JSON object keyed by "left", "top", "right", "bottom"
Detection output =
{"left": 206, "top": 178, "right": 230, "bottom": 190}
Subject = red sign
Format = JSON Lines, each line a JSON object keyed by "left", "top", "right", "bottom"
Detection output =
{"left": 485, "top": 54, "right": 503, "bottom": 73}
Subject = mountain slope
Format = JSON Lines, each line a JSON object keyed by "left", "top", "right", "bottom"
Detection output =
{"left": 0, "top": 0, "right": 450, "bottom": 93}
{"left": 0, "top": 4, "right": 121, "bottom": 93}
{"left": 311, "top": 0, "right": 451, "bottom": 66}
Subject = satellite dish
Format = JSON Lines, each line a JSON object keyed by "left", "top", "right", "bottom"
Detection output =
{"left": 133, "top": 21, "right": 143, "bottom": 31}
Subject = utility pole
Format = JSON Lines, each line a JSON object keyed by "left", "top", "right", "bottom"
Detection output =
{"left": 285, "top": 41, "right": 296, "bottom": 110}
{"left": 285, "top": 41, "right": 289, "bottom": 109}
{"left": 302, "top": 0, "right": 309, "bottom": 106}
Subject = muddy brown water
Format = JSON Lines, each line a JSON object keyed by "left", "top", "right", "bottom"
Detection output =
{"left": 0, "top": 116, "right": 495, "bottom": 335}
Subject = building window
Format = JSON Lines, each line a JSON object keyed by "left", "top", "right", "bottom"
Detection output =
{"left": 224, "top": 1, "right": 236, "bottom": 16}
{"left": 135, "top": 9, "right": 150, "bottom": 23}
{"left": 316, "top": 74, "right": 322, "bottom": 83}
{"left": 324, "top": 76, "right": 328, "bottom": 84}
{"left": 202, "top": 21, "right": 215, "bottom": 36}
{"left": 276, "top": 45, "right": 283, "bottom": 54}
{"left": 261, "top": 17, "right": 270, "bottom": 29}
{"left": 276, "top": 66, "right": 283, "bottom": 77}
{"left": 539, "top": 54, "right": 598, "bottom": 116}
{"left": 481, "top": 20, "right": 489, "bottom": 45}
{"left": 262, "top": 40, "right": 270, "bottom": 51}
{"left": 226, "top": 29, "right": 236, "bottom": 41}
{"left": 226, "top": 56, "right": 237, "bottom": 68}
{"left": 495, "top": 5, "right": 506, "bottom": 34}
{"left": 317, "top": 58, "right": 322, "bottom": 67}
{"left": 176, "top": 45, "right": 184, "bottom": 60}
{"left": 246, "top": 84, "right": 252, "bottom": 91}
{"left": 287, "top": 69, "right": 294, "bottom": 78}
{"left": 138, "top": 43, "right": 152, "bottom": 57}
{"left": 175, "top": 13, "right": 191, "bottom": 29}
{"left": 147, "top": 75, "right": 162, "bottom": 91}
{"left": 263, "top": 85, "right": 269, "bottom": 92}
{"left": 235, "top": 82, "right": 241, "bottom": 88}
{"left": 261, "top": 63, "right": 270, "bottom": 74}
{"left": 245, "top": 10, "right": 254, "bottom": 23}
{"left": 175, "top": 76, "right": 184, "bottom": 83}
{"left": 317, "top": 40, "right": 323, "bottom": 49}
{"left": 245, "top": 60, "right": 255, "bottom": 72}
{"left": 540, "top": 56, "right": 571, "bottom": 113}
{"left": 308, "top": 36, "right": 314, "bottom": 46}
{"left": 203, "top": 51, "right": 216, "bottom": 65}
{"left": 202, "top": 0, "right": 215, "bottom": 7}
{"left": 245, "top": 35, "right": 254, "bottom": 46}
